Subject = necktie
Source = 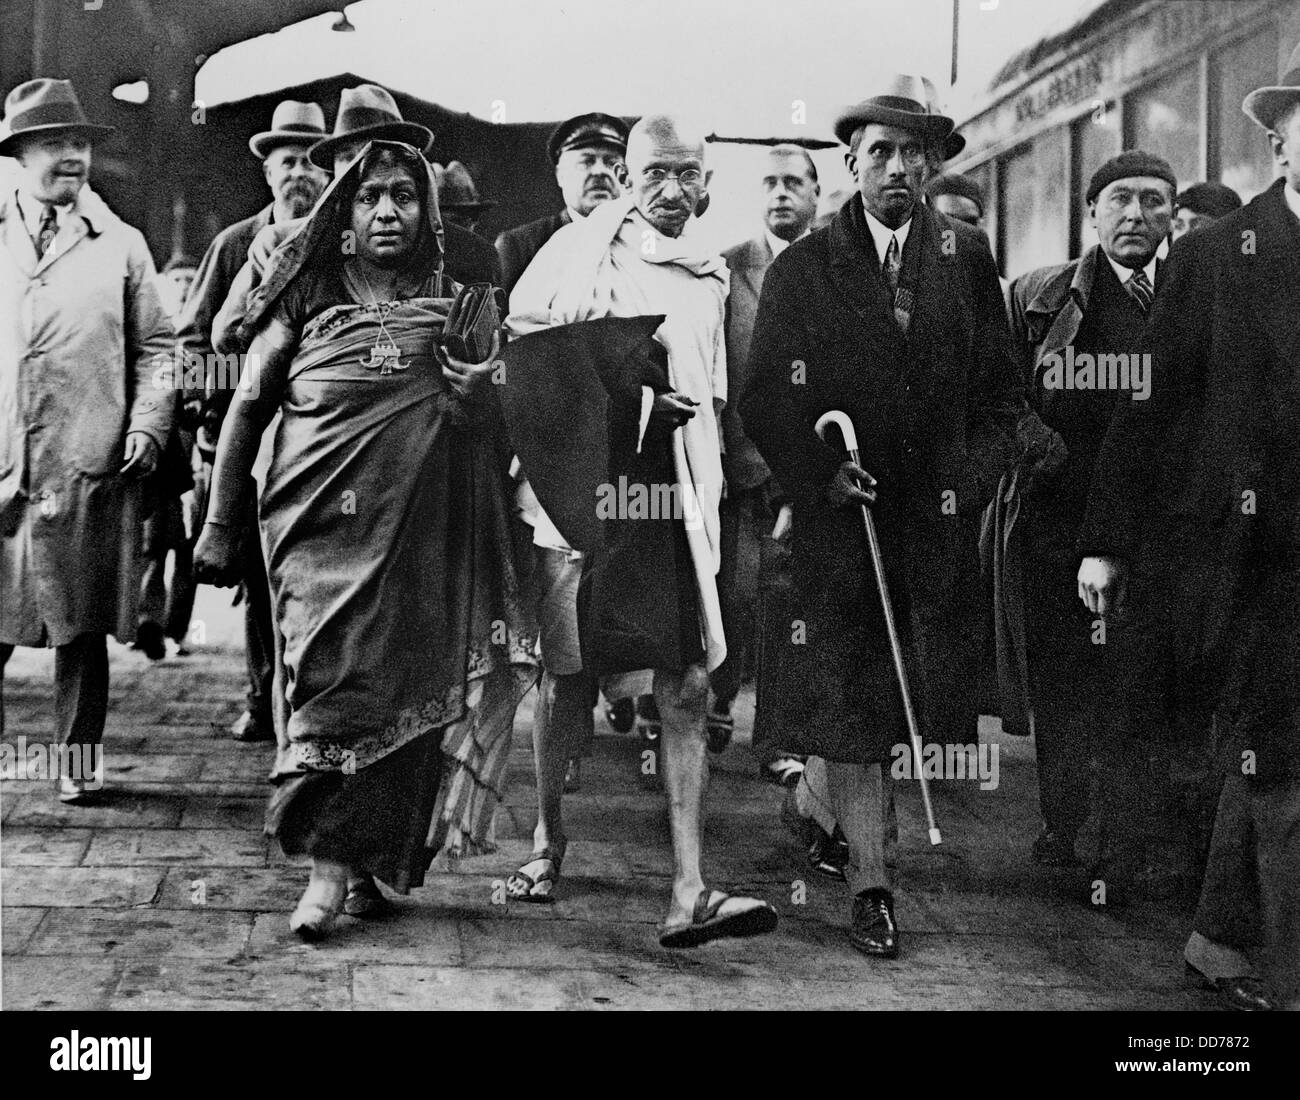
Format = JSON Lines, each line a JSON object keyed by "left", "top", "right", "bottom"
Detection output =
{"left": 882, "top": 234, "right": 901, "bottom": 298}
{"left": 35, "top": 203, "right": 57, "bottom": 260}
{"left": 1125, "top": 268, "right": 1153, "bottom": 313}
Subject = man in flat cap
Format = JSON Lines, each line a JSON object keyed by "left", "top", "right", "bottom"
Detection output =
{"left": 1007, "top": 150, "right": 1179, "bottom": 889}
{"left": 742, "top": 76, "right": 1021, "bottom": 958}
{"left": 0, "top": 78, "right": 174, "bottom": 797}
{"left": 925, "top": 173, "right": 985, "bottom": 230}
{"left": 1171, "top": 181, "right": 1243, "bottom": 242}
{"left": 175, "top": 99, "right": 330, "bottom": 742}
{"left": 495, "top": 112, "right": 629, "bottom": 297}
{"left": 1078, "top": 40, "right": 1300, "bottom": 1012}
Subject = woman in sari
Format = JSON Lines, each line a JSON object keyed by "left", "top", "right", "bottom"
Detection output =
{"left": 194, "top": 141, "right": 535, "bottom": 939}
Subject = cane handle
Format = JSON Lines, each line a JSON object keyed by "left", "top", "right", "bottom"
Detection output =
{"left": 814, "top": 410, "right": 858, "bottom": 452}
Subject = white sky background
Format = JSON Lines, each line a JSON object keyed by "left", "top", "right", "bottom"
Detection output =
{"left": 193, "top": 0, "right": 1103, "bottom": 252}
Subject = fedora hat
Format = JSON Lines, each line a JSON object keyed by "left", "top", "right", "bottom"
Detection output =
{"left": 834, "top": 74, "right": 954, "bottom": 147}
{"left": 249, "top": 100, "right": 328, "bottom": 159}
{"left": 1243, "top": 40, "right": 1300, "bottom": 131}
{"left": 547, "top": 112, "right": 629, "bottom": 165}
{"left": 433, "top": 161, "right": 495, "bottom": 214}
{"left": 0, "top": 78, "right": 113, "bottom": 158}
{"left": 308, "top": 84, "right": 433, "bottom": 169}
{"left": 921, "top": 77, "right": 965, "bottom": 160}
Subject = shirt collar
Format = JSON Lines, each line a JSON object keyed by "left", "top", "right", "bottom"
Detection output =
{"left": 1285, "top": 182, "right": 1300, "bottom": 224}
{"left": 861, "top": 201, "right": 911, "bottom": 267}
{"left": 15, "top": 186, "right": 73, "bottom": 239}
{"left": 763, "top": 226, "right": 809, "bottom": 259}
{"left": 1103, "top": 249, "right": 1158, "bottom": 290}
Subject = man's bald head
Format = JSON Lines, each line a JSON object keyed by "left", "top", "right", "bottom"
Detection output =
{"left": 626, "top": 114, "right": 711, "bottom": 238}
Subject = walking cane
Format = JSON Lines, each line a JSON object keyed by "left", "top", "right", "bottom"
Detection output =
{"left": 814, "top": 410, "right": 942, "bottom": 846}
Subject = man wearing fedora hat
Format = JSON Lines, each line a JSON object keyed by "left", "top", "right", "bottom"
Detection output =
{"left": 210, "top": 85, "right": 501, "bottom": 357}
{"left": 175, "top": 99, "right": 330, "bottom": 743}
{"left": 0, "top": 78, "right": 175, "bottom": 796}
{"left": 433, "top": 161, "right": 495, "bottom": 235}
{"left": 742, "top": 75, "right": 1021, "bottom": 959}
{"left": 495, "top": 112, "right": 629, "bottom": 297}
{"left": 1078, "top": 40, "right": 1300, "bottom": 1012}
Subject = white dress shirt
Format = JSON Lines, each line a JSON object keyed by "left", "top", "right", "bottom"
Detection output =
{"left": 1103, "top": 250, "right": 1158, "bottom": 293}
{"left": 763, "top": 226, "right": 809, "bottom": 260}
{"left": 861, "top": 202, "right": 912, "bottom": 268}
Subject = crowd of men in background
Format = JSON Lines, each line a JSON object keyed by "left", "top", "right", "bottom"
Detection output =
{"left": 2, "top": 39, "right": 1298, "bottom": 1006}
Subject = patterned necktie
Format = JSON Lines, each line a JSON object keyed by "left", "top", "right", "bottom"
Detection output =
{"left": 1125, "top": 268, "right": 1153, "bottom": 313}
{"left": 882, "top": 234, "right": 901, "bottom": 298}
{"left": 35, "top": 203, "right": 57, "bottom": 260}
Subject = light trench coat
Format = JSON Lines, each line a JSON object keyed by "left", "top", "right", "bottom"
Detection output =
{"left": 1, "top": 185, "right": 174, "bottom": 647}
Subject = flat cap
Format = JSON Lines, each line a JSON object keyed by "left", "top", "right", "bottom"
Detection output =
{"left": 547, "top": 112, "right": 628, "bottom": 164}
{"left": 1085, "top": 150, "right": 1177, "bottom": 204}
{"left": 1174, "top": 181, "right": 1243, "bottom": 219}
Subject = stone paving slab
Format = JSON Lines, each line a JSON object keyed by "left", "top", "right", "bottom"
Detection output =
{"left": 0, "top": 589, "right": 1212, "bottom": 1010}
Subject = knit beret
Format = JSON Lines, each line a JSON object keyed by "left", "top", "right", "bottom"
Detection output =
{"left": 1174, "top": 181, "right": 1243, "bottom": 219}
{"left": 1085, "top": 150, "right": 1177, "bottom": 204}
{"left": 925, "top": 172, "right": 984, "bottom": 215}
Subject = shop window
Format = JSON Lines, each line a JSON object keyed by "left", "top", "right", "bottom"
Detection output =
{"left": 1071, "top": 102, "right": 1121, "bottom": 256}
{"left": 999, "top": 128, "right": 1070, "bottom": 281}
{"left": 1126, "top": 63, "right": 1201, "bottom": 187}
{"left": 1211, "top": 26, "right": 1278, "bottom": 203}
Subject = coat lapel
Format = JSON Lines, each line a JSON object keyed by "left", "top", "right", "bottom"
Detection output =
{"left": 1242, "top": 181, "right": 1300, "bottom": 369}
{"left": 827, "top": 199, "right": 894, "bottom": 332}
{"left": 35, "top": 211, "right": 91, "bottom": 276}
{"left": 0, "top": 197, "right": 37, "bottom": 277}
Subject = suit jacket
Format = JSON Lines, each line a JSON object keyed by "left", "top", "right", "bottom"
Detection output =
{"left": 175, "top": 205, "right": 273, "bottom": 366}
{"left": 1079, "top": 179, "right": 1300, "bottom": 781}
{"left": 721, "top": 235, "right": 774, "bottom": 490}
{"left": 496, "top": 209, "right": 570, "bottom": 299}
{"left": 740, "top": 196, "right": 1021, "bottom": 762}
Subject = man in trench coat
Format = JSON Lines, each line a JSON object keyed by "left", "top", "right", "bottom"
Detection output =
{"left": 0, "top": 79, "right": 174, "bottom": 798}
{"left": 742, "top": 75, "right": 1021, "bottom": 958}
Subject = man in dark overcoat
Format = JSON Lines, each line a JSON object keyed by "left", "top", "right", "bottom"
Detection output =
{"left": 1078, "top": 42, "right": 1300, "bottom": 1012}
{"left": 1007, "top": 151, "right": 1181, "bottom": 884}
{"left": 495, "top": 112, "right": 629, "bottom": 297}
{"left": 741, "top": 75, "right": 1021, "bottom": 958}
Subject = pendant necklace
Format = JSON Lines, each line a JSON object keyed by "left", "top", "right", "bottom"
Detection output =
{"left": 356, "top": 266, "right": 408, "bottom": 376}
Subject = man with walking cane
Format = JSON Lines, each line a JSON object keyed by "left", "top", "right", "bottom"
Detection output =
{"left": 741, "top": 75, "right": 1022, "bottom": 958}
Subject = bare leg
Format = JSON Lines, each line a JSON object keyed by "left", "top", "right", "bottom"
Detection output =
{"left": 506, "top": 669, "right": 589, "bottom": 898}
{"left": 656, "top": 663, "right": 710, "bottom": 917}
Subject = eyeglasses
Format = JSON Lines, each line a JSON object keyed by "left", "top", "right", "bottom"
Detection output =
{"left": 640, "top": 167, "right": 704, "bottom": 188}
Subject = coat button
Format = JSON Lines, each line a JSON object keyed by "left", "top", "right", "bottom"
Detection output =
{"left": 39, "top": 490, "right": 57, "bottom": 518}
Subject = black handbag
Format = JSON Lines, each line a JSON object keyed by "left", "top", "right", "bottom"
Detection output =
{"left": 442, "top": 281, "right": 504, "bottom": 362}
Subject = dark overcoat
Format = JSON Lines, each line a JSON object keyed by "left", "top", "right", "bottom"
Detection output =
{"left": 1079, "top": 178, "right": 1300, "bottom": 784}
{"left": 740, "top": 196, "right": 1021, "bottom": 764}
{"left": 496, "top": 209, "right": 570, "bottom": 299}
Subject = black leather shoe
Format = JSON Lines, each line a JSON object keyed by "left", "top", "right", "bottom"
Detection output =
{"left": 809, "top": 827, "right": 848, "bottom": 882}
{"left": 1215, "top": 976, "right": 1276, "bottom": 1012}
{"left": 134, "top": 620, "right": 166, "bottom": 661}
{"left": 605, "top": 697, "right": 635, "bottom": 733}
{"left": 849, "top": 888, "right": 898, "bottom": 959}
{"left": 230, "top": 709, "right": 274, "bottom": 742}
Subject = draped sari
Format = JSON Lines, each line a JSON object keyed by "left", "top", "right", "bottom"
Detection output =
{"left": 241, "top": 144, "right": 536, "bottom": 887}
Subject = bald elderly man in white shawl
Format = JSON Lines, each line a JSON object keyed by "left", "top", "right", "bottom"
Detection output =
{"left": 506, "top": 115, "right": 777, "bottom": 947}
